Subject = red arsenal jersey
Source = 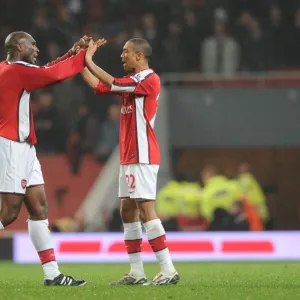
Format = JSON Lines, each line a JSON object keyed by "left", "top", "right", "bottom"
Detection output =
{"left": 95, "top": 69, "right": 160, "bottom": 165}
{"left": 0, "top": 51, "right": 86, "bottom": 145}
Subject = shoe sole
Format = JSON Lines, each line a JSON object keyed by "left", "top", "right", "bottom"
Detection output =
{"left": 143, "top": 281, "right": 179, "bottom": 286}
{"left": 45, "top": 282, "right": 87, "bottom": 287}
{"left": 110, "top": 280, "right": 147, "bottom": 286}
{"left": 143, "top": 275, "right": 180, "bottom": 286}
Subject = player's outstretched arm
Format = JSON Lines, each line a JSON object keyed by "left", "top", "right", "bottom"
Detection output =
{"left": 85, "top": 39, "right": 115, "bottom": 87}
{"left": 44, "top": 50, "right": 73, "bottom": 67}
{"left": 80, "top": 67, "right": 99, "bottom": 91}
{"left": 45, "top": 36, "right": 91, "bottom": 67}
{"left": 17, "top": 51, "right": 86, "bottom": 92}
{"left": 80, "top": 67, "right": 121, "bottom": 95}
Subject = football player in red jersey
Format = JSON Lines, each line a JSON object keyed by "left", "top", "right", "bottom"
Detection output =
{"left": 80, "top": 38, "right": 180, "bottom": 286}
{"left": 0, "top": 31, "right": 89, "bottom": 286}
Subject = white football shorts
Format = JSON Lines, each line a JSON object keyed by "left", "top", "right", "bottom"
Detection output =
{"left": 0, "top": 136, "right": 44, "bottom": 194}
{"left": 119, "top": 163, "right": 159, "bottom": 200}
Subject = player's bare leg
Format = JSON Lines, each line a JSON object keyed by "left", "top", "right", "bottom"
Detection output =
{"left": 110, "top": 198, "right": 146, "bottom": 286}
{"left": 137, "top": 200, "right": 179, "bottom": 286}
{"left": 24, "top": 185, "right": 86, "bottom": 286}
{"left": 0, "top": 193, "right": 23, "bottom": 228}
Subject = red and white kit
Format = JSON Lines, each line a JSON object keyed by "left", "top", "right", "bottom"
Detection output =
{"left": 0, "top": 51, "right": 85, "bottom": 194}
{"left": 95, "top": 69, "right": 161, "bottom": 199}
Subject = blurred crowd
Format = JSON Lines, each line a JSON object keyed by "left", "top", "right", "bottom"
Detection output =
{"left": 1, "top": 0, "right": 300, "bottom": 164}
{"left": 51, "top": 161, "right": 269, "bottom": 232}
{"left": 156, "top": 162, "right": 270, "bottom": 232}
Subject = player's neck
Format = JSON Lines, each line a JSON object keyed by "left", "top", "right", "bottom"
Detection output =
{"left": 134, "top": 63, "right": 150, "bottom": 74}
{"left": 6, "top": 54, "right": 22, "bottom": 62}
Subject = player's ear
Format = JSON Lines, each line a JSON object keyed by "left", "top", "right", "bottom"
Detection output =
{"left": 16, "top": 43, "right": 23, "bottom": 52}
{"left": 136, "top": 51, "right": 143, "bottom": 61}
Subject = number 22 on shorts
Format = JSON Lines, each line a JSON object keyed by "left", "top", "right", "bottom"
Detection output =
{"left": 125, "top": 174, "right": 136, "bottom": 190}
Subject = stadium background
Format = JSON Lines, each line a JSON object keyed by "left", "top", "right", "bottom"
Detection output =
{"left": 1, "top": 0, "right": 300, "bottom": 264}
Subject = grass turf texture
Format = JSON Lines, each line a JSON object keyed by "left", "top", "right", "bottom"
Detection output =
{"left": 0, "top": 262, "right": 300, "bottom": 300}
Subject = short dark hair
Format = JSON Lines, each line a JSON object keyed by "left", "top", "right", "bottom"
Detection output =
{"left": 4, "top": 31, "right": 29, "bottom": 55}
{"left": 128, "top": 38, "right": 152, "bottom": 59}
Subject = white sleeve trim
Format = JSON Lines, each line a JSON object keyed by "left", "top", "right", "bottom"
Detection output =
{"left": 12, "top": 61, "right": 40, "bottom": 68}
{"left": 111, "top": 84, "right": 136, "bottom": 93}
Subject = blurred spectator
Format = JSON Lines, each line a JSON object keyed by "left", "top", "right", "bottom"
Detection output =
{"left": 157, "top": 177, "right": 205, "bottom": 231}
{"left": 34, "top": 91, "right": 66, "bottom": 153}
{"left": 266, "top": 5, "right": 287, "bottom": 69}
{"left": 176, "top": 180, "right": 206, "bottom": 231}
{"left": 240, "top": 17, "right": 268, "bottom": 71}
{"left": 2, "top": 0, "right": 300, "bottom": 159}
{"left": 94, "top": 104, "right": 120, "bottom": 163}
{"left": 163, "top": 21, "right": 187, "bottom": 72}
{"left": 201, "top": 20, "right": 240, "bottom": 76}
{"left": 207, "top": 208, "right": 230, "bottom": 231}
{"left": 237, "top": 162, "right": 269, "bottom": 224}
{"left": 67, "top": 104, "right": 96, "bottom": 173}
{"left": 141, "top": 13, "right": 158, "bottom": 44}
{"left": 107, "top": 208, "right": 123, "bottom": 232}
{"left": 141, "top": 13, "right": 163, "bottom": 71}
{"left": 234, "top": 10, "right": 253, "bottom": 43}
{"left": 157, "top": 180, "right": 180, "bottom": 230}
{"left": 52, "top": 77, "right": 86, "bottom": 127}
{"left": 46, "top": 41, "right": 60, "bottom": 62}
{"left": 200, "top": 165, "right": 241, "bottom": 222}
{"left": 183, "top": 9, "right": 202, "bottom": 71}
{"left": 287, "top": 9, "right": 300, "bottom": 67}
{"left": 227, "top": 200, "right": 250, "bottom": 231}
{"left": 52, "top": 4, "right": 74, "bottom": 49}
{"left": 51, "top": 210, "right": 86, "bottom": 232}
{"left": 207, "top": 199, "right": 250, "bottom": 232}
{"left": 30, "top": 7, "right": 52, "bottom": 64}
{"left": 67, "top": 0, "right": 83, "bottom": 16}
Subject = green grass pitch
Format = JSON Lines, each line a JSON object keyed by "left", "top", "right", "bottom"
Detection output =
{"left": 0, "top": 261, "right": 300, "bottom": 300}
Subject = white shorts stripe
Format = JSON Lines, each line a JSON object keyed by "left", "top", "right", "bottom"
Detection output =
{"left": 135, "top": 96, "right": 149, "bottom": 164}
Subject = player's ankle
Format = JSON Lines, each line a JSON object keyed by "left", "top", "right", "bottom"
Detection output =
{"left": 129, "top": 270, "right": 146, "bottom": 278}
{"left": 162, "top": 268, "right": 176, "bottom": 276}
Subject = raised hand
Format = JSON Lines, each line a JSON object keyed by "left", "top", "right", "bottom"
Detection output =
{"left": 71, "top": 35, "right": 92, "bottom": 55}
{"left": 86, "top": 38, "right": 107, "bottom": 60}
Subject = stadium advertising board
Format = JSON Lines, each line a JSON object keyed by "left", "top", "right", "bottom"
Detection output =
{"left": 13, "top": 232, "right": 300, "bottom": 263}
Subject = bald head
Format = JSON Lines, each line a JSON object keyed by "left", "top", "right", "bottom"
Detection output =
{"left": 4, "top": 31, "right": 32, "bottom": 55}
{"left": 4, "top": 31, "right": 38, "bottom": 64}
{"left": 127, "top": 38, "right": 152, "bottom": 59}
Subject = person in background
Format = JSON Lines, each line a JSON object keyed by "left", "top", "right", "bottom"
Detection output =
{"left": 200, "top": 165, "right": 241, "bottom": 224}
{"left": 34, "top": 91, "right": 66, "bottom": 153}
{"left": 287, "top": 8, "right": 300, "bottom": 67}
{"left": 176, "top": 179, "right": 206, "bottom": 231}
{"left": 94, "top": 103, "right": 120, "bottom": 163}
{"left": 66, "top": 103, "right": 92, "bottom": 174}
{"left": 227, "top": 200, "right": 250, "bottom": 231}
{"left": 201, "top": 19, "right": 240, "bottom": 76}
{"left": 239, "top": 17, "right": 268, "bottom": 71}
{"left": 237, "top": 162, "right": 269, "bottom": 223}
{"left": 156, "top": 180, "right": 181, "bottom": 231}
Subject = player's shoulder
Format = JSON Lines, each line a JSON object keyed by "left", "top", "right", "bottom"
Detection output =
{"left": 0, "top": 61, "right": 21, "bottom": 75}
{"left": 9, "top": 61, "right": 40, "bottom": 68}
{"left": 131, "top": 68, "right": 159, "bottom": 83}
